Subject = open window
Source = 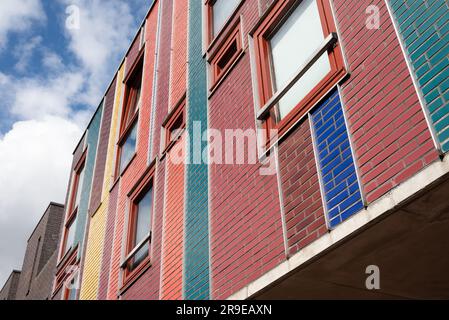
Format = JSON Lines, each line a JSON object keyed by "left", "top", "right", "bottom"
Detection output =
{"left": 121, "top": 166, "right": 155, "bottom": 286}
{"left": 115, "top": 52, "right": 144, "bottom": 178}
{"left": 253, "top": 0, "right": 345, "bottom": 142}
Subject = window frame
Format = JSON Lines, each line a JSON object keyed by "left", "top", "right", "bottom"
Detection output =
{"left": 115, "top": 49, "right": 145, "bottom": 179}
{"left": 121, "top": 165, "right": 155, "bottom": 288}
{"left": 59, "top": 151, "right": 86, "bottom": 260}
{"left": 252, "top": 0, "right": 346, "bottom": 144}
{"left": 205, "top": 0, "right": 244, "bottom": 46}
{"left": 162, "top": 95, "right": 187, "bottom": 154}
{"left": 208, "top": 22, "right": 243, "bottom": 91}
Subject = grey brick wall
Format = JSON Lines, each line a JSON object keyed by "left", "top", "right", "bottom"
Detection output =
{"left": 0, "top": 270, "right": 21, "bottom": 300}
{"left": 15, "top": 203, "right": 64, "bottom": 300}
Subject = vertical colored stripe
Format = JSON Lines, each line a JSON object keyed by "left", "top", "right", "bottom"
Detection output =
{"left": 311, "top": 89, "right": 364, "bottom": 228}
{"left": 184, "top": 0, "right": 210, "bottom": 300}
{"left": 389, "top": 0, "right": 449, "bottom": 152}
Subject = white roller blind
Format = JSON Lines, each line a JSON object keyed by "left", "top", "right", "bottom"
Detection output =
{"left": 213, "top": 0, "right": 240, "bottom": 37}
{"left": 270, "top": 0, "right": 331, "bottom": 119}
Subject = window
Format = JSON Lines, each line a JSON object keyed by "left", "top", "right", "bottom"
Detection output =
{"left": 115, "top": 53, "right": 144, "bottom": 178}
{"left": 253, "top": 0, "right": 345, "bottom": 140}
{"left": 206, "top": 0, "right": 241, "bottom": 43}
{"left": 118, "top": 121, "right": 138, "bottom": 175}
{"left": 60, "top": 153, "right": 85, "bottom": 257}
{"left": 63, "top": 271, "right": 79, "bottom": 300}
{"left": 209, "top": 23, "right": 243, "bottom": 89}
{"left": 163, "top": 96, "right": 186, "bottom": 151}
{"left": 121, "top": 167, "right": 155, "bottom": 285}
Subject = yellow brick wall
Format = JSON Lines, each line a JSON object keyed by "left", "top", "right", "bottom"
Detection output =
{"left": 79, "top": 65, "right": 124, "bottom": 300}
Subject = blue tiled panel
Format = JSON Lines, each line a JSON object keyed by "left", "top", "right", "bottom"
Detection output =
{"left": 74, "top": 104, "right": 102, "bottom": 260}
{"left": 184, "top": 0, "right": 210, "bottom": 300}
{"left": 390, "top": 0, "right": 449, "bottom": 152}
{"left": 311, "top": 89, "right": 364, "bottom": 228}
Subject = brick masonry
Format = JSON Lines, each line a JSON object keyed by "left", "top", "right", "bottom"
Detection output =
{"left": 310, "top": 89, "right": 364, "bottom": 228}
{"left": 184, "top": 0, "right": 210, "bottom": 300}
{"left": 334, "top": 0, "right": 439, "bottom": 203}
{"left": 15, "top": 203, "right": 64, "bottom": 300}
{"left": 0, "top": 271, "right": 21, "bottom": 300}
{"left": 389, "top": 0, "right": 449, "bottom": 152}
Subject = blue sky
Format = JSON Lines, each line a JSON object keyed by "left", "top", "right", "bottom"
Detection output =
{"left": 0, "top": 0, "right": 149, "bottom": 288}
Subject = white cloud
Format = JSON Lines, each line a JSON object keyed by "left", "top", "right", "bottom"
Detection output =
{"left": 10, "top": 72, "right": 85, "bottom": 120}
{"left": 14, "top": 36, "right": 43, "bottom": 72}
{"left": 60, "top": 0, "right": 136, "bottom": 106}
{"left": 0, "top": 116, "right": 82, "bottom": 286}
{"left": 0, "top": 0, "right": 46, "bottom": 49}
{"left": 0, "top": 0, "right": 149, "bottom": 287}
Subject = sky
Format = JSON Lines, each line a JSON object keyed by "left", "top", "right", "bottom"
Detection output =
{"left": 0, "top": 0, "right": 150, "bottom": 288}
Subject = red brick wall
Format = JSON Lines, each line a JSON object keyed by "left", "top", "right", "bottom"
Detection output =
{"left": 208, "top": 0, "right": 285, "bottom": 299}
{"left": 334, "top": 0, "right": 439, "bottom": 203}
{"left": 169, "top": 0, "right": 187, "bottom": 109}
{"left": 161, "top": 135, "right": 185, "bottom": 300}
{"left": 107, "top": 4, "right": 160, "bottom": 299}
{"left": 150, "top": 0, "right": 174, "bottom": 160}
{"left": 125, "top": 30, "right": 142, "bottom": 79}
{"left": 279, "top": 118, "right": 327, "bottom": 256}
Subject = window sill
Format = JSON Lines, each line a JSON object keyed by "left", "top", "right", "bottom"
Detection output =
{"left": 119, "top": 258, "right": 152, "bottom": 296}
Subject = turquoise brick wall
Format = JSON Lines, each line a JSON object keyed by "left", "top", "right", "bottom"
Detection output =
{"left": 74, "top": 104, "right": 102, "bottom": 260}
{"left": 390, "top": 0, "right": 449, "bottom": 152}
{"left": 184, "top": 0, "right": 210, "bottom": 300}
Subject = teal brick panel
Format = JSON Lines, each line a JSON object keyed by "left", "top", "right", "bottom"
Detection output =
{"left": 184, "top": 0, "right": 210, "bottom": 300}
{"left": 74, "top": 104, "right": 102, "bottom": 260}
{"left": 390, "top": 0, "right": 449, "bottom": 152}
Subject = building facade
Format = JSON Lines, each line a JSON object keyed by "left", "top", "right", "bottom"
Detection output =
{"left": 0, "top": 271, "right": 21, "bottom": 300}
{"left": 49, "top": 0, "right": 449, "bottom": 300}
{"left": 0, "top": 203, "right": 64, "bottom": 300}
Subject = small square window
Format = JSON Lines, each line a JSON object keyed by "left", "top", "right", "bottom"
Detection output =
{"left": 209, "top": 23, "right": 243, "bottom": 89}
{"left": 162, "top": 96, "right": 186, "bottom": 152}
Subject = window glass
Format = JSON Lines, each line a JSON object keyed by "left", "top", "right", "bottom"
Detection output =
{"left": 73, "top": 166, "right": 84, "bottom": 211}
{"left": 64, "top": 217, "right": 77, "bottom": 255}
{"left": 213, "top": 0, "right": 240, "bottom": 37}
{"left": 119, "top": 122, "right": 138, "bottom": 174}
{"left": 270, "top": 0, "right": 331, "bottom": 119}
{"left": 130, "top": 187, "right": 153, "bottom": 270}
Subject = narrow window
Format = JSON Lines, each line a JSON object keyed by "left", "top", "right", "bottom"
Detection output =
{"left": 60, "top": 154, "right": 85, "bottom": 257}
{"left": 206, "top": 0, "right": 241, "bottom": 43}
{"left": 163, "top": 96, "right": 186, "bottom": 152}
{"left": 115, "top": 54, "right": 144, "bottom": 178}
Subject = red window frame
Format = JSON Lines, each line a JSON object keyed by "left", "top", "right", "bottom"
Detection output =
{"left": 208, "top": 22, "right": 243, "bottom": 90}
{"left": 253, "top": 0, "right": 346, "bottom": 143}
{"left": 53, "top": 247, "right": 78, "bottom": 297}
{"left": 205, "top": 0, "right": 243, "bottom": 45}
{"left": 121, "top": 165, "right": 155, "bottom": 287}
{"left": 162, "top": 95, "right": 186, "bottom": 153}
{"left": 59, "top": 151, "right": 86, "bottom": 259}
{"left": 115, "top": 49, "right": 145, "bottom": 179}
